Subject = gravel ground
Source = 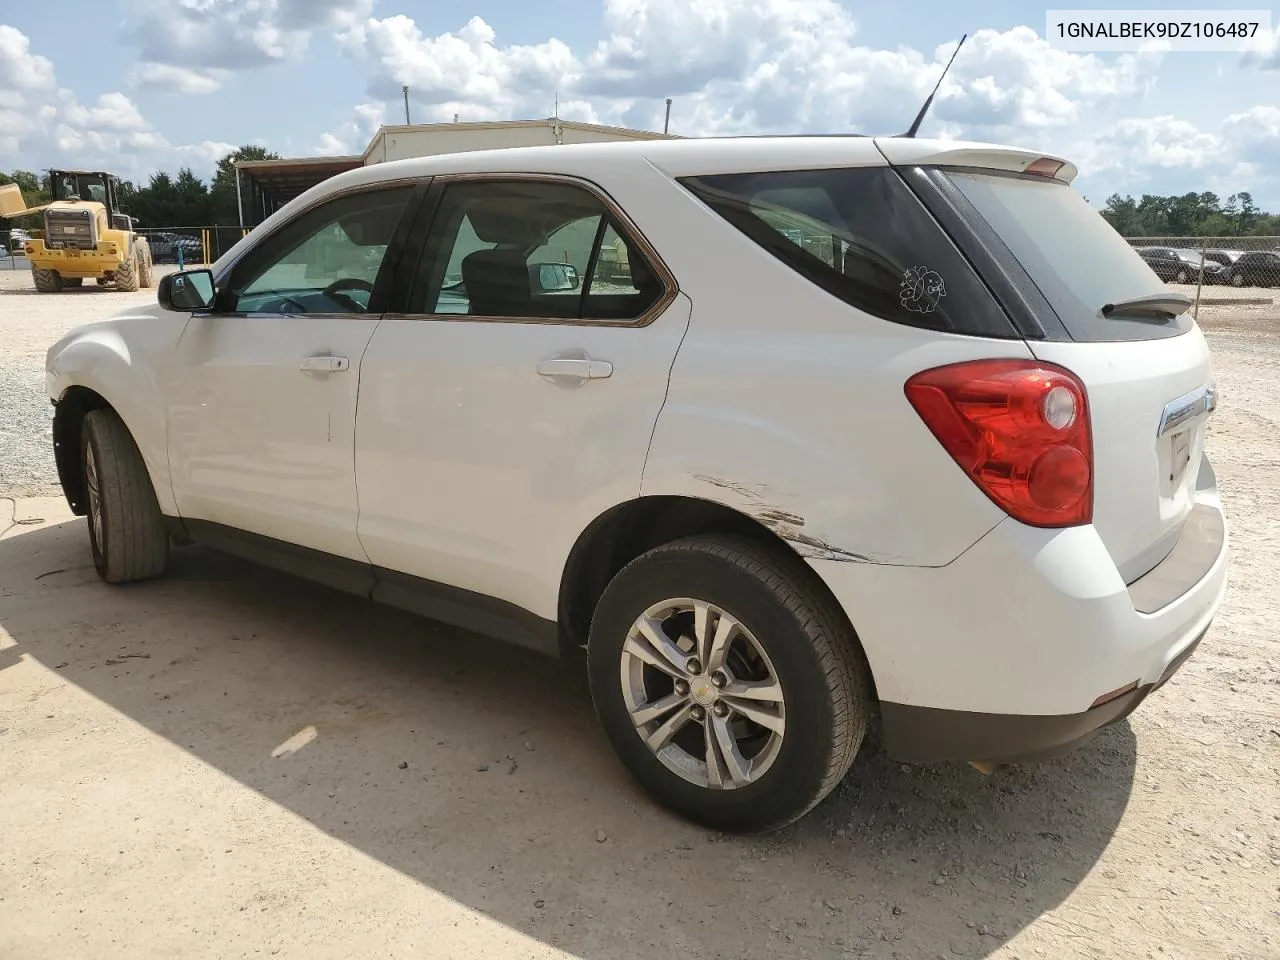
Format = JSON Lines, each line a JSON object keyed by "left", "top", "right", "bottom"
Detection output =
{"left": 1, "top": 267, "right": 1277, "bottom": 960}
{"left": 0, "top": 266, "right": 178, "bottom": 495}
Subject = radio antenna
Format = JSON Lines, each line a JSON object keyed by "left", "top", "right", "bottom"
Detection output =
{"left": 899, "top": 33, "right": 967, "bottom": 138}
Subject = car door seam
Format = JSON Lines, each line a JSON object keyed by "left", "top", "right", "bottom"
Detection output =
{"left": 352, "top": 315, "right": 383, "bottom": 573}
{"left": 165, "top": 314, "right": 198, "bottom": 519}
{"left": 638, "top": 292, "right": 693, "bottom": 498}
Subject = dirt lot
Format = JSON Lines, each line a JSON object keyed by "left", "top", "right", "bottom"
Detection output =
{"left": 1, "top": 270, "right": 1277, "bottom": 960}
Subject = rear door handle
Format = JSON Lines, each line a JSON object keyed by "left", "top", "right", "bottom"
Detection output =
{"left": 536, "top": 357, "right": 613, "bottom": 380}
{"left": 299, "top": 355, "right": 350, "bottom": 373}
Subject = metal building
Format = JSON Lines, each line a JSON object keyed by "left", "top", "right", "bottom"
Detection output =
{"left": 235, "top": 118, "right": 680, "bottom": 226}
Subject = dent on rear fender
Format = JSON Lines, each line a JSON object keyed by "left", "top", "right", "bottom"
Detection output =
{"left": 691, "top": 474, "right": 880, "bottom": 564}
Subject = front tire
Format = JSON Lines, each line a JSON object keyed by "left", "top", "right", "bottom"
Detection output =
{"left": 587, "top": 535, "right": 872, "bottom": 833}
{"left": 81, "top": 409, "right": 169, "bottom": 583}
{"left": 114, "top": 253, "right": 139, "bottom": 292}
{"left": 138, "top": 245, "right": 154, "bottom": 288}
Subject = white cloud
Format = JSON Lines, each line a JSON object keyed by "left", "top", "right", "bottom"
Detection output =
{"left": 0, "top": 26, "right": 237, "bottom": 183}
{"left": 127, "top": 0, "right": 374, "bottom": 70}
{"left": 315, "top": 101, "right": 384, "bottom": 155}
{"left": 129, "top": 62, "right": 231, "bottom": 95}
{"left": 1069, "top": 109, "right": 1280, "bottom": 203}
{"left": 337, "top": 3, "right": 1163, "bottom": 141}
{"left": 1240, "top": 25, "right": 1280, "bottom": 69}
{"left": 0, "top": 24, "right": 55, "bottom": 91}
{"left": 59, "top": 91, "right": 149, "bottom": 132}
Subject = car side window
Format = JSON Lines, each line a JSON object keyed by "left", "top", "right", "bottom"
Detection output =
{"left": 219, "top": 186, "right": 413, "bottom": 315}
{"left": 409, "top": 179, "right": 665, "bottom": 322}
{"left": 679, "top": 167, "right": 1010, "bottom": 336}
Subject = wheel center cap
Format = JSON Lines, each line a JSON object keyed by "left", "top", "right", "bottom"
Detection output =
{"left": 689, "top": 677, "right": 717, "bottom": 706}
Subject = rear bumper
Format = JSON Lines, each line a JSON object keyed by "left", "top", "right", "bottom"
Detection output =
{"left": 881, "top": 626, "right": 1206, "bottom": 763}
{"left": 27, "top": 241, "right": 123, "bottom": 277}
{"left": 808, "top": 457, "right": 1228, "bottom": 763}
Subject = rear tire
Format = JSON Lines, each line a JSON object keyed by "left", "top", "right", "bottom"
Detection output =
{"left": 115, "top": 253, "right": 139, "bottom": 292}
{"left": 81, "top": 409, "right": 169, "bottom": 583}
{"left": 32, "top": 268, "right": 62, "bottom": 293}
{"left": 587, "top": 534, "right": 872, "bottom": 833}
{"left": 63, "top": 277, "right": 84, "bottom": 288}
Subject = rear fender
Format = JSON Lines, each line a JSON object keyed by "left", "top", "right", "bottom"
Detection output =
{"left": 640, "top": 325, "right": 1035, "bottom": 569}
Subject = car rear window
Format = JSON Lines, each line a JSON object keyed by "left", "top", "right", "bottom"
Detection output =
{"left": 678, "top": 167, "right": 1019, "bottom": 338}
{"left": 944, "top": 171, "right": 1193, "bottom": 341}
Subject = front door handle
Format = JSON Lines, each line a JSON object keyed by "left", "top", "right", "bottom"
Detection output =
{"left": 299, "top": 355, "right": 350, "bottom": 374}
{"left": 536, "top": 357, "right": 613, "bottom": 380}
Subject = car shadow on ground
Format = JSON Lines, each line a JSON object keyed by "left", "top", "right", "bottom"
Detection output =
{"left": 1, "top": 519, "right": 1137, "bottom": 960}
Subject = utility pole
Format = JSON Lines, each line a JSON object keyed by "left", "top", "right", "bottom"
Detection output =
{"left": 664, "top": 98, "right": 672, "bottom": 135}
{"left": 402, "top": 85, "right": 411, "bottom": 125}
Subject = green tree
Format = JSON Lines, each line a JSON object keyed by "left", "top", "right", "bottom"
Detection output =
{"left": 174, "top": 167, "right": 212, "bottom": 226}
{"left": 210, "top": 145, "right": 280, "bottom": 225}
{"left": 1101, "top": 193, "right": 1143, "bottom": 235}
{"left": 1100, "top": 190, "right": 1277, "bottom": 238}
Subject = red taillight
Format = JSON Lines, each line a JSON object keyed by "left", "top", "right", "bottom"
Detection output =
{"left": 905, "top": 358, "right": 1093, "bottom": 528}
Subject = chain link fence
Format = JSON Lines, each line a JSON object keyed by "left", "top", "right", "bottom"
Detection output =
{"left": 3, "top": 224, "right": 252, "bottom": 271}
{"left": 135, "top": 226, "right": 251, "bottom": 266}
{"left": 1122, "top": 236, "right": 1280, "bottom": 325}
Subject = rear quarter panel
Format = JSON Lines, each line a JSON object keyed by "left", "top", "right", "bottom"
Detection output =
{"left": 629, "top": 167, "right": 1032, "bottom": 568}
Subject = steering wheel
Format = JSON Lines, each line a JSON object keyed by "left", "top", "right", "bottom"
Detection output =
{"left": 322, "top": 277, "right": 375, "bottom": 312}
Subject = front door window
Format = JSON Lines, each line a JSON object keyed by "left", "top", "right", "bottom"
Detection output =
{"left": 220, "top": 186, "right": 413, "bottom": 315}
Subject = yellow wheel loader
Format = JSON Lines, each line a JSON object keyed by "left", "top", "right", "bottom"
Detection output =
{"left": 0, "top": 170, "right": 153, "bottom": 293}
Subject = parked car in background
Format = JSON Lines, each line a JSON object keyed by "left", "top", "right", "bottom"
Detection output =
{"left": 1223, "top": 250, "right": 1280, "bottom": 288}
{"left": 6, "top": 227, "right": 31, "bottom": 254}
{"left": 1134, "top": 246, "right": 1225, "bottom": 284}
{"left": 45, "top": 136, "right": 1227, "bottom": 832}
{"left": 1202, "top": 249, "right": 1244, "bottom": 269}
{"left": 147, "top": 231, "right": 202, "bottom": 263}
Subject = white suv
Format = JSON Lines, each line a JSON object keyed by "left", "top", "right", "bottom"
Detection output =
{"left": 45, "top": 137, "right": 1228, "bottom": 832}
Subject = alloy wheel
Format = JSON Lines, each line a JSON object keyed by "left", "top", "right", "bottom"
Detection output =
{"left": 85, "top": 443, "right": 104, "bottom": 550}
{"left": 620, "top": 598, "right": 786, "bottom": 790}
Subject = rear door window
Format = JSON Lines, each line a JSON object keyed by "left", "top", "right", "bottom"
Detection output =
{"left": 943, "top": 171, "right": 1194, "bottom": 341}
{"left": 678, "top": 167, "right": 1018, "bottom": 338}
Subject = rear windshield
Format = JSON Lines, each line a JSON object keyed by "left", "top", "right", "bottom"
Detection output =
{"left": 945, "top": 171, "right": 1193, "bottom": 341}
{"left": 678, "top": 167, "right": 1019, "bottom": 338}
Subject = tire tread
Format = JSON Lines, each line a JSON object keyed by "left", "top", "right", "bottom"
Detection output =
{"left": 83, "top": 409, "right": 168, "bottom": 582}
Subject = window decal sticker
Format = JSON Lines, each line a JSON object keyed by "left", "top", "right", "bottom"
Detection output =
{"left": 899, "top": 265, "right": 946, "bottom": 314}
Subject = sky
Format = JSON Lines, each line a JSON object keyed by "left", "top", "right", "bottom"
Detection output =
{"left": 1, "top": 0, "right": 1279, "bottom": 209}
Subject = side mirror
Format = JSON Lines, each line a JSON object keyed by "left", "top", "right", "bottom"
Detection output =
{"left": 158, "top": 268, "right": 216, "bottom": 312}
{"left": 529, "top": 261, "right": 580, "bottom": 293}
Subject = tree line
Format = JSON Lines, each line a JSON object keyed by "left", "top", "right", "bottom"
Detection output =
{"left": 1, "top": 145, "right": 279, "bottom": 232}
{"left": 1100, "top": 190, "right": 1280, "bottom": 237}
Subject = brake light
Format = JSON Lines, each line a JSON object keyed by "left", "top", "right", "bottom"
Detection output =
{"left": 905, "top": 358, "right": 1092, "bottom": 527}
{"left": 1023, "top": 157, "right": 1065, "bottom": 179}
